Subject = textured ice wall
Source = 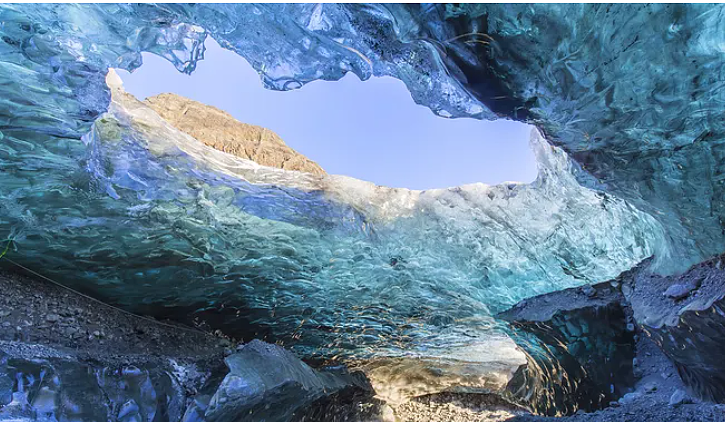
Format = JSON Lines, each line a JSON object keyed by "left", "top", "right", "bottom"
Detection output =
{"left": 0, "top": 4, "right": 706, "bottom": 362}
{"left": 202, "top": 3, "right": 725, "bottom": 272}
{"left": 0, "top": 68, "right": 661, "bottom": 366}
{"left": 1, "top": 4, "right": 722, "bottom": 272}
{"left": 193, "top": 3, "right": 725, "bottom": 271}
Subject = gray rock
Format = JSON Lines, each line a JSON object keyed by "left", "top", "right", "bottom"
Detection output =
{"left": 663, "top": 284, "right": 694, "bottom": 300}
{"left": 668, "top": 389, "right": 692, "bottom": 406}
{"left": 618, "top": 392, "right": 642, "bottom": 405}
{"left": 45, "top": 313, "right": 60, "bottom": 323}
{"left": 643, "top": 383, "right": 657, "bottom": 393}
{"left": 204, "top": 339, "right": 371, "bottom": 422}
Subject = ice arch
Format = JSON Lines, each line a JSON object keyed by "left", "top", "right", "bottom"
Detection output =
{"left": 0, "top": 4, "right": 712, "bottom": 365}
{"left": 117, "top": 37, "right": 538, "bottom": 190}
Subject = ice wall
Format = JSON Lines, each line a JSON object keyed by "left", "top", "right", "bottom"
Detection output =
{"left": 1, "top": 64, "right": 661, "bottom": 365}
{"left": 0, "top": 3, "right": 711, "bottom": 364}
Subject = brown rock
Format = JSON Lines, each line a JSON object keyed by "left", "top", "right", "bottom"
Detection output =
{"left": 144, "top": 93, "right": 325, "bottom": 175}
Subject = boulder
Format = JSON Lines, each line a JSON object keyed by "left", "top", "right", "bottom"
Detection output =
{"left": 204, "top": 340, "right": 373, "bottom": 422}
{"left": 668, "top": 389, "right": 693, "bottom": 407}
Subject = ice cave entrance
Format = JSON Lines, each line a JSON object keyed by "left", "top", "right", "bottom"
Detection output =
{"left": 117, "top": 37, "right": 537, "bottom": 191}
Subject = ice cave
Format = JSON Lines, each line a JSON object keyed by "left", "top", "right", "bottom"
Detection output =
{"left": 1, "top": 3, "right": 725, "bottom": 421}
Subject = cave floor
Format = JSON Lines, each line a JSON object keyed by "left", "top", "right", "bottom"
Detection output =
{"left": 0, "top": 268, "right": 724, "bottom": 421}
{"left": 0, "top": 268, "right": 230, "bottom": 370}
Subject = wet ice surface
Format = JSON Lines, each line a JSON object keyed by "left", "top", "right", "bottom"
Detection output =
{"left": 0, "top": 3, "right": 712, "bottom": 364}
{"left": 0, "top": 3, "right": 717, "bottom": 272}
{"left": 4, "top": 4, "right": 725, "bottom": 418}
{"left": 0, "top": 77, "right": 659, "bottom": 367}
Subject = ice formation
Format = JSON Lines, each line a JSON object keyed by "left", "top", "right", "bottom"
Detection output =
{"left": 0, "top": 3, "right": 720, "bottom": 383}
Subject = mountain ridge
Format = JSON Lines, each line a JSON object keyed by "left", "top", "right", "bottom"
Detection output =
{"left": 144, "top": 92, "right": 325, "bottom": 175}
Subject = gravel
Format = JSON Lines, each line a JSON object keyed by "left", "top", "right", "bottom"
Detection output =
{"left": 0, "top": 268, "right": 230, "bottom": 368}
{"left": 1, "top": 267, "right": 723, "bottom": 421}
{"left": 391, "top": 392, "right": 527, "bottom": 422}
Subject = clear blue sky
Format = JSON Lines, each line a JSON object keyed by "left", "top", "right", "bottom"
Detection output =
{"left": 118, "top": 38, "right": 536, "bottom": 190}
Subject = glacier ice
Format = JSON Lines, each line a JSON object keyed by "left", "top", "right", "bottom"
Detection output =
{"left": 0, "top": 3, "right": 719, "bottom": 373}
{"left": 0, "top": 338, "right": 370, "bottom": 422}
{"left": 499, "top": 278, "right": 637, "bottom": 415}
{"left": 0, "top": 60, "right": 662, "bottom": 367}
{"left": 204, "top": 339, "right": 370, "bottom": 422}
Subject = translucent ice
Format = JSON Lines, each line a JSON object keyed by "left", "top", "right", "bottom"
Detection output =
{"left": 0, "top": 4, "right": 713, "bottom": 364}
{"left": 0, "top": 73, "right": 661, "bottom": 363}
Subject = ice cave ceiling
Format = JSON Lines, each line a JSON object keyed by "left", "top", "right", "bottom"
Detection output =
{"left": 0, "top": 3, "right": 724, "bottom": 364}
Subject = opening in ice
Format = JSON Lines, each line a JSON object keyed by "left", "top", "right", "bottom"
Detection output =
{"left": 116, "top": 38, "right": 537, "bottom": 190}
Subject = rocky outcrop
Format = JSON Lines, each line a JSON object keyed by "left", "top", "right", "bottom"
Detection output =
{"left": 144, "top": 93, "right": 325, "bottom": 175}
{"left": 500, "top": 254, "right": 725, "bottom": 418}
{"left": 498, "top": 278, "right": 637, "bottom": 416}
{"left": 626, "top": 254, "right": 725, "bottom": 403}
